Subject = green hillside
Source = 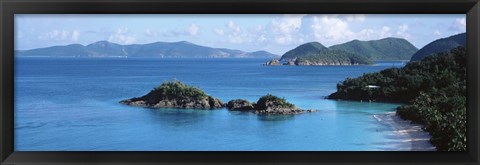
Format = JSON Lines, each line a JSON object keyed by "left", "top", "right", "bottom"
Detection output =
{"left": 410, "top": 33, "right": 466, "bottom": 61}
{"left": 329, "top": 37, "right": 418, "bottom": 61}
{"left": 16, "top": 41, "right": 279, "bottom": 58}
{"left": 279, "top": 42, "right": 328, "bottom": 61}
{"left": 295, "top": 49, "right": 373, "bottom": 65}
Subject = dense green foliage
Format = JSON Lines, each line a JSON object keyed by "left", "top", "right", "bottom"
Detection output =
{"left": 329, "top": 37, "right": 418, "bottom": 60}
{"left": 280, "top": 38, "right": 418, "bottom": 63}
{"left": 121, "top": 80, "right": 224, "bottom": 109}
{"left": 226, "top": 99, "right": 255, "bottom": 111}
{"left": 411, "top": 33, "right": 465, "bottom": 61}
{"left": 396, "top": 87, "right": 466, "bottom": 151}
{"left": 255, "top": 94, "right": 296, "bottom": 110}
{"left": 296, "top": 49, "right": 374, "bottom": 65}
{"left": 146, "top": 80, "right": 208, "bottom": 101}
{"left": 328, "top": 47, "right": 466, "bottom": 151}
{"left": 280, "top": 42, "right": 328, "bottom": 61}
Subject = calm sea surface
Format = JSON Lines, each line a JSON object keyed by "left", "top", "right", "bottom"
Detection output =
{"left": 14, "top": 57, "right": 407, "bottom": 151}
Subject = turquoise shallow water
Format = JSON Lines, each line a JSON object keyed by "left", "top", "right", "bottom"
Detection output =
{"left": 14, "top": 57, "right": 405, "bottom": 151}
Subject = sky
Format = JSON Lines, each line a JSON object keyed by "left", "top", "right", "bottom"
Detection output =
{"left": 15, "top": 14, "right": 466, "bottom": 55}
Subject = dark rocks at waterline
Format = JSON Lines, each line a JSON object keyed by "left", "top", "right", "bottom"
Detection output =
{"left": 253, "top": 109, "right": 317, "bottom": 115}
{"left": 120, "top": 96, "right": 224, "bottom": 109}
{"left": 265, "top": 59, "right": 281, "bottom": 66}
{"left": 265, "top": 58, "right": 365, "bottom": 66}
{"left": 120, "top": 80, "right": 224, "bottom": 109}
{"left": 227, "top": 94, "right": 317, "bottom": 115}
{"left": 120, "top": 81, "right": 316, "bottom": 114}
{"left": 294, "top": 60, "right": 363, "bottom": 66}
{"left": 226, "top": 99, "right": 255, "bottom": 111}
{"left": 284, "top": 60, "right": 296, "bottom": 66}
{"left": 254, "top": 94, "right": 316, "bottom": 114}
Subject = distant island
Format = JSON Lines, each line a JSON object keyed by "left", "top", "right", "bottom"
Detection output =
{"left": 15, "top": 40, "right": 279, "bottom": 58}
{"left": 121, "top": 80, "right": 315, "bottom": 115}
{"left": 266, "top": 37, "right": 418, "bottom": 66}
{"left": 326, "top": 33, "right": 467, "bottom": 151}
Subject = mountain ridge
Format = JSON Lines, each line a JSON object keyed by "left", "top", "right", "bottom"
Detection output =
{"left": 277, "top": 37, "right": 418, "bottom": 64}
{"left": 410, "top": 33, "right": 466, "bottom": 61}
{"left": 276, "top": 42, "right": 374, "bottom": 65}
{"left": 280, "top": 42, "right": 328, "bottom": 61}
{"left": 329, "top": 37, "right": 418, "bottom": 61}
{"left": 16, "top": 41, "right": 279, "bottom": 58}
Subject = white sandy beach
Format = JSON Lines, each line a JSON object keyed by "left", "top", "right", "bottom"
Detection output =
{"left": 374, "top": 112, "right": 437, "bottom": 151}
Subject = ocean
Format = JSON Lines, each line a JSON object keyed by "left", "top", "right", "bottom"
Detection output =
{"left": 14, "top": 57, "right": 408, "bottom": 151}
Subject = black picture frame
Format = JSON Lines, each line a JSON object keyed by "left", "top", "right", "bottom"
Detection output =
{"left": 1, "top": 0, "right": 479, "bottom": 164}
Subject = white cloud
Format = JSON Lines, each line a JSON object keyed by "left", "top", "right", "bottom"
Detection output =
{"left": 447, "top": 17, "right": 466, "bottom": 33}
{"left": 215, "top": 21, "right": 271, "bottom": 45}
{"left": 395, "top": 23, "right": 410, "bottom": 38}
{"left": 213, "top": 28, "right": 224, "bottom": 35}
{"left": 227, "top": 21, "right": 241, "bottom": 35}
{"left": 163, "top": 24, "right": 200, "bottom": 37}
{"left": 145, "top": 28, "right": 159, "bottom": 37}
{"left": 253, "top": 25, "right": 264, "bottom": 32}
{"left": 269, "top": 14, "right": 306, "bottom": 45}
{"left": 215, "top": 22, "right": 272, "bottom": 45}
{"left": 271, "top": 14, "right": 304, "bottom": 34}
{"left": 300, "top": 15, "right": 397, "bottom": 46}
{"left": 312, "top": 15, "right": 354, "bottom": 41}
{"left": 380, "top": 26, "right": 392, "bottom": 38}
{"left": 357, "top": 28, "right": 375, "bottom": 39}
{"left": 228, "top": 36, "right": 244, "bottom": 44}
{"left": 223, "top": 21, "right": 244, "bottom": 44}
{"left": 216, "top": 14, "right": 377, "bottom": 48}
{"left": 349, "top": 26, "right": 393, "bottom": 42}
{"left": 434, "top": 30, "right": 442, "bottom": 36}
{"left": 187, "top": 24, "right": 199, "bottom": 36}
{"left": 456, "top": 18, "right": 466, "bottom": 27}
{"left": 257, "top": 34, "right": 267, "bottom": 42}
{"left": 205, "top": 14, "right": 431, "bottom": 53}
{"left": 223, "top": 21, "right": 266, "bottom": 44}
{"left": 38, "top": 30, "right": 81, "bottom": 42}
{"left": 211, "top": 14, "right": 372, "bottom": 48}
{"left": 450, "top": 18, "right": 467, "bottom": 33}
{"left": 71, "top": 30, "right": 80, "bottom": 41}
{"left": 108, "top": 28, "right": 136, "bottom": 44}
{"left": 211, "top": 14, "right": 411, "bottom": 48}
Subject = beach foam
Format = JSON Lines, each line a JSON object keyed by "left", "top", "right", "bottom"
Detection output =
{"left": 374, "top": 112, "right": 436, "bottom": 151}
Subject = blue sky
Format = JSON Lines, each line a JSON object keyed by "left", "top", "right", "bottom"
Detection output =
{"left": 15, "top": 14, "right": 466, "bottom": 55}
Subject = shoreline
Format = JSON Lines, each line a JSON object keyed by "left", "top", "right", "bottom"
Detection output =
{"left": 373, "top": 112, "right": 436, "bottom": 151}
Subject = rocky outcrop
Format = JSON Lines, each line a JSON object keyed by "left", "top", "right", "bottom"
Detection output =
{"left": 226, "top": 99, "right": 255, "bottom": 111}
{"left": 294, "top": 59, "right": 362, "bottom": 66}
{"left": 265, "top": 59, "right": 281, "bottom": 66}
{"left": 266, "top": 58, "right": 365, "bottom": 66}
{"left": 227, "top": 94, "right": 317, "bottom": 115}
{"left": 253, "top": 109, "right": 317, "bottom": 114}
{"left": 120, "top": 80, "right": 224, "bottom": 109}
{"left": 285, "top": 60, "right": 296, "bottom": 66}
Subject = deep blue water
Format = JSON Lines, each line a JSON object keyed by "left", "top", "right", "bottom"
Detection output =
{"left": 14, "top": 57, "right": 407, "bottom": 151}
